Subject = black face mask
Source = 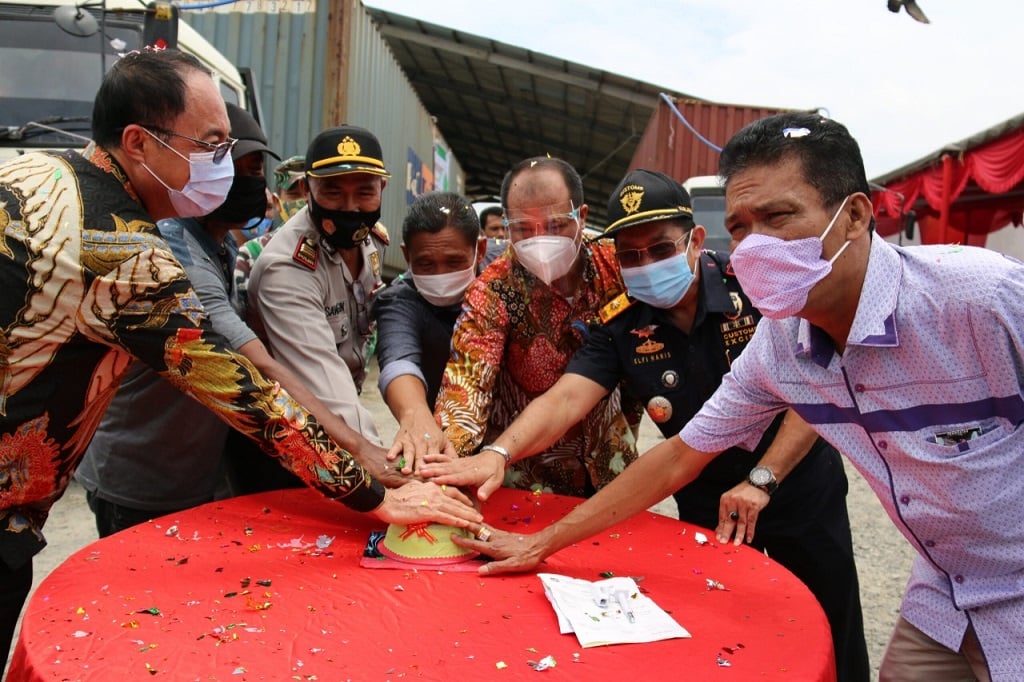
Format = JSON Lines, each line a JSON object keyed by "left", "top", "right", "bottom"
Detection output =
{"left": 308, "top": 194, "right": 381, "bottom": 250}
{"left": 207, "top": 174, "right": 268, "bottom": 224}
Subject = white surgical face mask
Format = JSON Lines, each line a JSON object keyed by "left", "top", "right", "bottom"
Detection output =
{"left": 142, "top": 130, "right": 235, "bottom": 217}
{"left": 513, "top": 235, "right": 581, "bottom": 286}
{"left": 412, "top": 259, "right": 477, "bottom": 307}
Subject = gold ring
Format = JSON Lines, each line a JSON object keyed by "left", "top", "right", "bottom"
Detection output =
{"left": 421, "top": 499, "right": 429, "bottom": 506}
{"left": 476, "top": 526, "right": 493, "bottom": 542}
{"left": 441, "top": 484, "right": 447, "bottom": 492}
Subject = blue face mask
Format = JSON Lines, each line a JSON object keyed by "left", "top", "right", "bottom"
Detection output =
{"left": 241, "top": 216, "right": 274, "bottom": 239}
{"left": 619, "top": 244, "right": 695, "bottom": 309}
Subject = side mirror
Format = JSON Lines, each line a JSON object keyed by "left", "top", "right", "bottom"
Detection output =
{"left": 53, "top": 5, "right": 99, "bottom": 37}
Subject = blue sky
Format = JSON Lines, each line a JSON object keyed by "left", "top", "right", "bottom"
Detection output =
{"left": 364, "top": 0, "right": 1022, "bottom": 179}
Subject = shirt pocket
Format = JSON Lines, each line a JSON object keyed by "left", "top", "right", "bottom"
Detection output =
{"left": 918, "top": 418, "right": 1007, "bottom": 458}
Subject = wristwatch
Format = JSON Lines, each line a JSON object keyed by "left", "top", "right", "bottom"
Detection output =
{"left": 480, "top": 444, "right": 512, "bottom": 467}
{"left": 747, "top": 466, "right": 778, "bottom": 495}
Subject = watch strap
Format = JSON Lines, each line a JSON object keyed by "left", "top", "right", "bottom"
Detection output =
{"left": 480, "top": 444, "right": 512, "bottom": 467}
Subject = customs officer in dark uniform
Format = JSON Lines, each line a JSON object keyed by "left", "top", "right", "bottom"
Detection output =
{"left": 423, "top": 170, "right": 869, "bottom": 681}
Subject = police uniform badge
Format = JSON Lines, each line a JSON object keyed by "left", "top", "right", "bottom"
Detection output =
{"left": 337, "top": 135, "right": 361, "bottom": 157}
{"left": 723, "top": 291, "right": 744, "bottom": 321}
{"left": 369, "top": 250, "right": 381, "bottom": 278}
{"left": 646, "top": 396, "right": 673, "bottom": 423}
{"left": 630, "top": 325, "right": 665, "bottom": 354}
{"left": 292, "top": 235, "right": 319, "bottom": 271}
{"left": 599, "top": 293, "right": 633, "bottom": 324}
{"left": 352, "top": 225, "right": 371, "bottom": 243}
{"left": 371, "top": 222, "right": 390, "bottom": 246}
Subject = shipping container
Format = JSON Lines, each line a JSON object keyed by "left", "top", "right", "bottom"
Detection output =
{"left": 182, "top": 0, "right": 463, "bottom": 278}
{"left": 628, "top": 96, "right": 795, "bottom": 251}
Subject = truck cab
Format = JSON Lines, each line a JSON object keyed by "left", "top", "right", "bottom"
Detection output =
{"left": 0, "top": 0, "right": 247, "bottom": 160}
{"left": 682, "top": 175, "right": 729, "bottom": 253}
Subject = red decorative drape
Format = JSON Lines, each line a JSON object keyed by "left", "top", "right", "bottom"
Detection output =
{"left": 873, "top": 126, "right": 1024, "bottom": 241}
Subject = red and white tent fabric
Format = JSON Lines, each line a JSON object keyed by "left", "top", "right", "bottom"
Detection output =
{"left": 872, "top": 113, "right": 1024, "bottom": 245}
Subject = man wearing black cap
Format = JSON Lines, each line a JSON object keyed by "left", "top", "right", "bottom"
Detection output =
{"left": 422, "top": 169, "right": 869, "bottom": 681}
{"left": 248, "top": 125, "right": 391, "bottom": 456}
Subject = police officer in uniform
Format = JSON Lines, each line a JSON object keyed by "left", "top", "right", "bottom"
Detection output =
{"left": 243, "top": 125, "right": 391, "bottom": 491}
{"left": 421, "top": 169, "right": 869, "bottom": 682}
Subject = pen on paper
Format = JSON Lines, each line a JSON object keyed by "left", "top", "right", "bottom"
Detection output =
{"left": 614, "top": 589, "right": 636, "bottom": 623}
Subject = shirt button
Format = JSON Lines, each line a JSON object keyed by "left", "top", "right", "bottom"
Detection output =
{"left": 899, "top": 495, "right": 910, "bottom": 505}
{"left": 854, "top": 383, "right": 865, "bottom": 392}
{"left": 954, "top": 575, "right": 965, "bottom": 584}
{"left": 924, "top": 540, "right": 935, "bottom": 548}
{"left": 878, "top": 440, "right": 888, "bottom": 449}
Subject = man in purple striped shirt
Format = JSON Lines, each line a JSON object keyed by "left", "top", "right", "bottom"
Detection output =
{"left": 454, "top": 113, "right": 1022, "bottom": 680}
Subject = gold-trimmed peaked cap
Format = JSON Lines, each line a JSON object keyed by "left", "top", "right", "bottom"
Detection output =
{"left": 602, "top": 169, "right": 695, "bottom": 238}
{"left": 305, "top": 124, "right": 391, "bottom": 179}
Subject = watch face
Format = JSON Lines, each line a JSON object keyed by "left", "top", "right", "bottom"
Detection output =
{"left": 750, "top": 467, "right": 772, "bottom": 486}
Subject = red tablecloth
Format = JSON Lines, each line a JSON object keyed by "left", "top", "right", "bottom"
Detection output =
{"left": 10, "top": 488, "right": 835, "bottom": 680}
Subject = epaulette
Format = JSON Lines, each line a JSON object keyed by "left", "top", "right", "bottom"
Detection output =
{"left": 599, "top": 292, "right": 634, "bottom": 324}
{"left": 371, "top": 221, "right": 390, "bottom": 246}
{"left": 292, "top": 235, "right": 319, "bottom": 271}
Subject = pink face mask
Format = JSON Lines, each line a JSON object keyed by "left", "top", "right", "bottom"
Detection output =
{"left": 729, "top": 195, "right": 850, "bottom": 319}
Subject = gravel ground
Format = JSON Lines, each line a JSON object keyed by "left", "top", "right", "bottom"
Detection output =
{"left": 7, "top": 362, "right": 917, "bottom": 680}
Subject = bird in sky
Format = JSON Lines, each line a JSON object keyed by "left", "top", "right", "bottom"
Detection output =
{"left": 887, "top": 0, "right": 930, "bottom": 24}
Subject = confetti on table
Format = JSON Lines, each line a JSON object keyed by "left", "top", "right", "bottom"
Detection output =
{"left": 705, "top": 579, "right": 728, "bottom": 591}
{"left": 694, "top": 532, "right": 709, "bottom": 545}
{"left": 528, "top": 654, "right": 556, "bottom": 671}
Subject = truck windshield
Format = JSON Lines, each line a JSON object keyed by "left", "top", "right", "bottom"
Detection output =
{"left": 0, "top": 12, "right": 140, "bottom": 146}
{"left": 691, "top": 194, "right": 730, "bottom": 253}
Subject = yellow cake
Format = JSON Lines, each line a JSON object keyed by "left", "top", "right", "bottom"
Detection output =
{"left": 378, "top": 522, "right": 479, "bottom": 564}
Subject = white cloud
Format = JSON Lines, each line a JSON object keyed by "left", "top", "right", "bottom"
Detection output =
{"left": 365, "top": 0, "right": 1024, "bottom": 178}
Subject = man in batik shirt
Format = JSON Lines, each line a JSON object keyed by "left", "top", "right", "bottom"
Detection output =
{"left": 0, "top": 49, "right": 477, "bottom": 668}
{"left": 434, "top": 157, "right": 641, "bottom": 497}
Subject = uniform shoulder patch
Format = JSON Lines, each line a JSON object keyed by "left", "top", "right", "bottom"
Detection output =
{"left": 371, "top": 221, "right": 390, "bottom": 246}
{"left": 599, "top": 293, "right": 634, "bottom": 324}
{"left": 292, "top": 235, "right": 319, "bottom": 271}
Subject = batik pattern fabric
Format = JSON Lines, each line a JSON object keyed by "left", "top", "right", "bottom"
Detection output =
{"left": 435, "top": 242, "right": 641, "bottom": 496}
{"left": 0, "top": 147, "right": 383, "bottom": 571}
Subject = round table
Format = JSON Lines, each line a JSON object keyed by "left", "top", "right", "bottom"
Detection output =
{"left": 10, "top": 487, "right": 835, "bottom": 680}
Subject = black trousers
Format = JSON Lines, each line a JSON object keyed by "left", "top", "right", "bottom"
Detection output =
{"left": 85, "top": 490, "right": 196, "bottom": 539}
{"left": 675, "top": 451, "right": 870, "bottom": 682}
{"left": 1, "top": 558, "right": 32, "bottom": 673}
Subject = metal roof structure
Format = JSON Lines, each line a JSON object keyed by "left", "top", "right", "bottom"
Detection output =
{"left": 366, "top": 6, "right": 702, "bottom": 224}
{"left": 872, "top": 111, "right": 1024, "bottom": 186}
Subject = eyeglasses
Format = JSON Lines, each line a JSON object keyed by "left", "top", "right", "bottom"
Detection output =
{"left": 503, "top": 207, "right": 580, "bottom": 240}
{"left": 615, "top": 233, "right": 690, "bottom": 269}
{"left": 143, "top": 125, "right": 237, "bottom": 163}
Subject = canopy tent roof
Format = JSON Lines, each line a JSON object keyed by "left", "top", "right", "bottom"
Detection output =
{"left": 871, "top": 112, "right": 1024, "bottom": 244}
{"left": 366, "top": 6, "right": 702, "bottom": 225}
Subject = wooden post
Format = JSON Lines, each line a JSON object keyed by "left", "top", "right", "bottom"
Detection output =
{"left": 322, "top": 0, "right": 353, "bottom": 126}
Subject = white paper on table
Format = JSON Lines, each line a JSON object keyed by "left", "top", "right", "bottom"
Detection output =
{"left": 540, "top": 579, "right": 575, "bottom": 634}
{"left": 538, "top": 573, "right": 691, "bottom": 648}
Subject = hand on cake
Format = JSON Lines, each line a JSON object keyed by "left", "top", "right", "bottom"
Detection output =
{"left": 386, "top": 412, "right": 456, "bottom": 476}
{"left": 418, "top": 449, "right": 506, "bottom": 501}
{"left": 372, "top": 480, "right": 483, "bottom": 528}
{"left": 450, "top": 524, "right": 549, "bottom": 575}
